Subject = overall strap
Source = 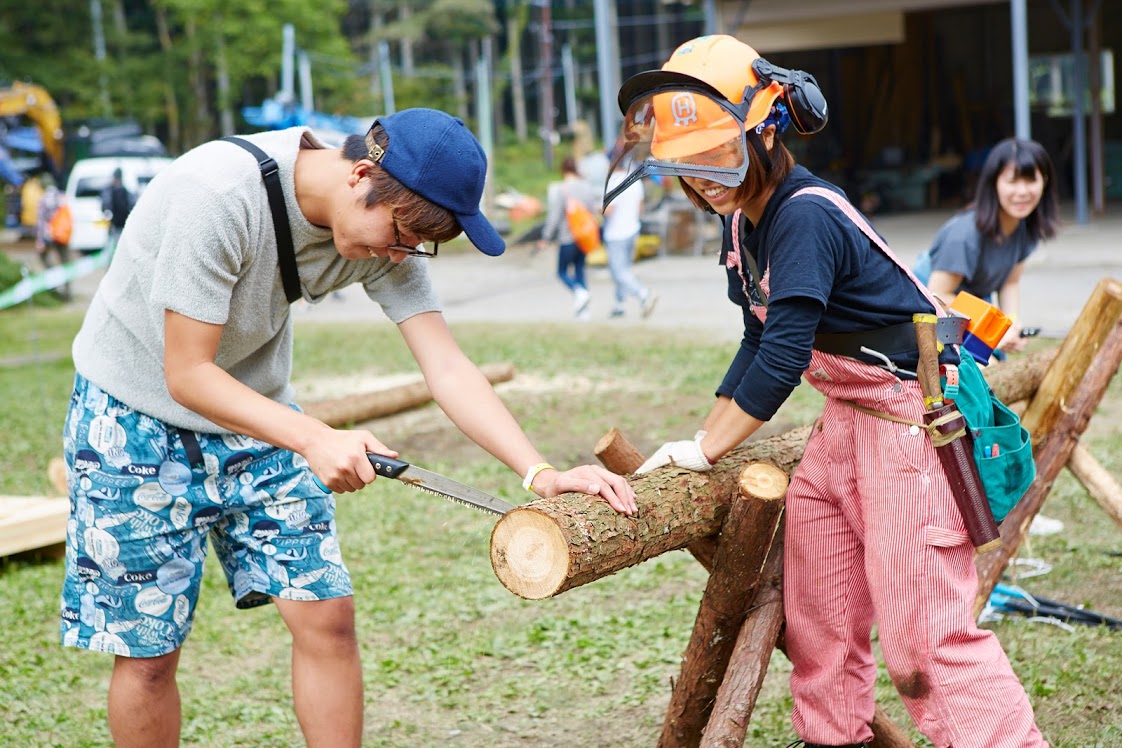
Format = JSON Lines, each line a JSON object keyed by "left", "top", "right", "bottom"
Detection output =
{"left": 729, "top": 209, "right": 768, "bottom": 308}
{"left": 221, "top": 136, "right": 301, "bottom": 304}
{"left": 789, "top": 186, "right": 943, "bottom": 312}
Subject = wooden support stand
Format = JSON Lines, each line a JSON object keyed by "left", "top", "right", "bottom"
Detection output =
{"left": 658, "top": 463, "right": 786, "bottom": 748}
{"left": 488, "top": 281, "right": 1122, "bottom": 746}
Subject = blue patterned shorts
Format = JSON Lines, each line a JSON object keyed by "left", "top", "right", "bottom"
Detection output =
{"left": 60, "top": 374, "right": 353, "bottom": 658}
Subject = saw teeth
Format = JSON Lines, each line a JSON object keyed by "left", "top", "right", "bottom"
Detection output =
{"left": 417, "top": 485, "right": 492, "bottom": 513}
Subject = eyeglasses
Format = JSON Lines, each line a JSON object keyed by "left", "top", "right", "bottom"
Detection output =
{"left": 388, "top": 211, "right": 438, "bottom": 258}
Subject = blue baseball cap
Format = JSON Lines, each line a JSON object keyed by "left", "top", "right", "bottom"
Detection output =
{"left": 366, "top": 108, "right": 505, "bottom": 256}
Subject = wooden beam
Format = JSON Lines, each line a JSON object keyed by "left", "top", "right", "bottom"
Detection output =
{"left": 0, "top": 496, "right": 69, "bottom": 557}
{"left": 1067, "top": 442, "right": 1122, "bottom": 529}
{"left": 1021, "top": 278, "right": 1122, "bottom": 440}
{"left": 658, "top": 464, "right": 786, "bottom": 748}
{"left": 302, "top": 362, "right": 515, "bottom": 427}
{"left": 975, "top": 315, "right": 1122, "bottom": 616}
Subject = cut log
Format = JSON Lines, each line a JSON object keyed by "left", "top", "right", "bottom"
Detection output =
{"left": 594, "top": 427, "right": 718, "bottom": 571}
{"left": 491, "top": 350, "right": 1054, "bottom": 600}
{"left": 1067, "top": 442, "right": 1122, "bottom": 530}
{"left": 1021, "top": 278, "right": 1122, "bottom": 440}
{"left": 975, "top": 313, "right": 1122, "bottom": 616}
{"left": 659, "top": 464, "right": 787, "bottom": 748}
{"left": 302, "top": 361, "right": 515, "bottom": 427}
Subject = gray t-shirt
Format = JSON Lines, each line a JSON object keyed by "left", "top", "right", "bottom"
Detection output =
{"left": 72, "top": 127, "right": 441, "bottom": 433}
{"left": 926, "top": 210, "right": 1038, "bottom": 299}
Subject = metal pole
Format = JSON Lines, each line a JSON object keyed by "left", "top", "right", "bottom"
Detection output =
{"left": 281, "top": 23, "right": 295, "bottom": 105}
{"left": 476, "top": 39, "right": 495, "bottom": 214}
{"left": 561, "top": 43, "right": 578, "bottom": 128}
{"left": 703, "top": 0, "right": 720, "bottom": 35}
{"left": 539, "top": 1, "right": 555, "bottom": 169}
{"left": 1071, "top": 0, "right": 1088, "bottom": 225}
{"left": 593, "top": 0, "right": 618, "bottom": 147}
{"left": 1010, "top": 0, "right": 1031, "bottom": 140}
{"left": 378, "top": 40, "right": 396, "bottom": 115}
{"left": 298, "top": 51, "right": 314, "bottom": 113}
{"left": 90, "top": 0, "right": 112, "bottom": 116}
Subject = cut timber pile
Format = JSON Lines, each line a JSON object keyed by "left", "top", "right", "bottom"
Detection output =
{"left": 489, "top": 276, "right": 1122, "bottom": 747}
{"left": 0, "top": 496, "right": 68, "bottom": 557}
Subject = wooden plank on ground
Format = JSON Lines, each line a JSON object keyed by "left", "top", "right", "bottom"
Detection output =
{"left": 0, "top": 496, "right": 69, "bottom": 557}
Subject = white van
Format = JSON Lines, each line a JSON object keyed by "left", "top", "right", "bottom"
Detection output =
{"left": 64, "top": 156, "right": 173, "bottom": 253}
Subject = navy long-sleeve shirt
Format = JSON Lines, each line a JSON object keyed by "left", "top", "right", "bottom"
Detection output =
{"left": 716, "top": 166, "right": 956, "bottom": 421}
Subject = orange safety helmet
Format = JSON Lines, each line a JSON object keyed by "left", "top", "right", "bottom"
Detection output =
{"left": 648, "top": 36, "right": 784, "bottom": 161}
{"left": 604, "top": 35, "right": 827, "bottom": 210}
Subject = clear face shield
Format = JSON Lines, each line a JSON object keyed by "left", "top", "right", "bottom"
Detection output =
{"left": 604, "top": 84, "right": 750, "bottom": 210}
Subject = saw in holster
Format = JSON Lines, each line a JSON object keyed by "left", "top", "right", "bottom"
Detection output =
{"left": 913, "top": 314, "right": 1002, "bottom": 553}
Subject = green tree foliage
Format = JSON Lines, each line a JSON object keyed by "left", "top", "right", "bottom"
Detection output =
{"left": 0, "top": 0, "right": 505, "bottom": 157}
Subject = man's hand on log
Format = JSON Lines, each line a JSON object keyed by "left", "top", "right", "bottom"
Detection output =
{"left": 532, "top": 465, "right": 639, "bottom": 517}
{"left": 636, "top": 433, "right": 714, "bottom": 474}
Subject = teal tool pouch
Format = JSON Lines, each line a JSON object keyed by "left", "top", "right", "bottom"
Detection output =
{"left": 950, "top": 353, "right": 1036, "bottom": 522}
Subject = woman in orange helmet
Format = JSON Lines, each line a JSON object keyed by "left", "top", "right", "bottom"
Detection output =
{"left": 613, "top": 35, "right": 1048, "bottom": 748}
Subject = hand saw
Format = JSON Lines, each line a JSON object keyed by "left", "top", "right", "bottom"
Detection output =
{"left": 314, "top": 454, "right": 516, "bottom": 515}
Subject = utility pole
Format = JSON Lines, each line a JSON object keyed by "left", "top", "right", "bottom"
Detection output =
{"left": 90, "top": 0, "right": 112, "bottom": 116}
{"left": 539, "top": 0, "right": 555, "bottom": 169}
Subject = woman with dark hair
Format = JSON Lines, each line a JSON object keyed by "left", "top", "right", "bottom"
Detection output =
{"left": 611, "top": 35, "right": 1048, "bottom": 748}
{"left": 916, "top": 138, "right": 1058, "bottom": 353}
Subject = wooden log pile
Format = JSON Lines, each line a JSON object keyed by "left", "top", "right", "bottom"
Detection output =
{"left": 490, "top": 278, "right": 1122, "bottom": 746}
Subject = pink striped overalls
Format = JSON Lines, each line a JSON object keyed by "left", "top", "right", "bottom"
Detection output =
{"left": 729, "top": 188, "right": 1047, "bottom": 747}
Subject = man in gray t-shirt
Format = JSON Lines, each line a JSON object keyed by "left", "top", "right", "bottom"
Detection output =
{"left": 62, "top": 108, "right": 636, "bottom": 747}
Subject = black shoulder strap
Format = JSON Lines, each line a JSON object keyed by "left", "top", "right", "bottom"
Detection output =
{"left": 221, "top": 136, "right": 301, "bottom": 304}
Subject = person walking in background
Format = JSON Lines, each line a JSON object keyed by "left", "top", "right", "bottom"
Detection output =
{"left": 60, "top": 108, "right": 636, "bottom": 748}
{"left": 101, "top": 167, "right": 134, "bottom": 252}
{"left": 603, "top": 168, "right": 657, "bottom": 319}
{"left": 35, "top": 172, "right": 71, "bottom": 300}
{"left": 914, "top": 138, "right": 1058, "bottom": 355}
{"left": 611, "top": 35, "right": 1049, "bottom": 747}
{"left": 538, "top": 156, "right": 599, "bottom": 320}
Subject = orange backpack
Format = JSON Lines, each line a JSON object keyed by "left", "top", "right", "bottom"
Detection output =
{"left": 564, "top": 193, "right": 602, "bottom": 255}
{"left": 48, "top": 203, "right": 73, "bottom": 246}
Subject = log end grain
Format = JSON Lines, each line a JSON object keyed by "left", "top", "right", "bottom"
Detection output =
{"left": 737, "top": 463, "right": 788, "bottom": 502}
{"left": 490, "top": 507, "right": 572, "bottom": 600}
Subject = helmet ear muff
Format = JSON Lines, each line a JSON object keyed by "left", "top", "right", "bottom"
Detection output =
{"left": 750, "top": 59, "right": 829, "bottom": 136}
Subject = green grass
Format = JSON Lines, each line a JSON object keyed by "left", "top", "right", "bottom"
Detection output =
{"left": 1, "top": 310, "right": 1120, "bottom": 746}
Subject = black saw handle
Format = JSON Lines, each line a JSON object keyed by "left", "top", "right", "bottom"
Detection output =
{"left": 312, "top": 454, "right": 411, "bottom": 492}
{"left": 367, "top": 453, "right": 410, "bottom": 478}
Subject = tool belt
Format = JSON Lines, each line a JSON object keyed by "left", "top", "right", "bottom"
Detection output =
{"left": 838, "top": 399, "right": 963, "bottom": 447}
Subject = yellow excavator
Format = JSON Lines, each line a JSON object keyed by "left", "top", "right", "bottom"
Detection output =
{"left": 0, "top": 81, "right": 64, "bottom": 174}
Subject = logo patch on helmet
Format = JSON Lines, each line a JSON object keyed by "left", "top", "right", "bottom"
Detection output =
{"left": 670, "top": 93, "right": 698, "bottom": 127}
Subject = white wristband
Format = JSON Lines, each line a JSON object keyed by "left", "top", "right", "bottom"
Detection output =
{"left": 522, "top": 462, "right": 555, "bottom": 492}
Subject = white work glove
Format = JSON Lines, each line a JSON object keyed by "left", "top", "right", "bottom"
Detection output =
{"left": 636, "top": 433, "right": 714, "bottom": 474}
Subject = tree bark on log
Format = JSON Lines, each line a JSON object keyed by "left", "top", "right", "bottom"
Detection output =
{"left": 1021, "top": 278, "right": 1122, "bottom": 441}
{"left": 302, "top": 362, "right": 515, "bottom": 427}
{"left": 595, "top": 427, "right": 718, "bottom": 571}
{"left": 491, "top": 350, "right": 1054, "bottom": 600}
{"left": 659, "top": 464, "right": 787, "bottom": 748}
{"left": 699, "top": 518, "right": 787, "bottom": 748}
{"left": 974, "top": 315, "right": 1122, "bottom": 617}
{"left": 1067, "top": 442, "right": 1122, "bottom": 530}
